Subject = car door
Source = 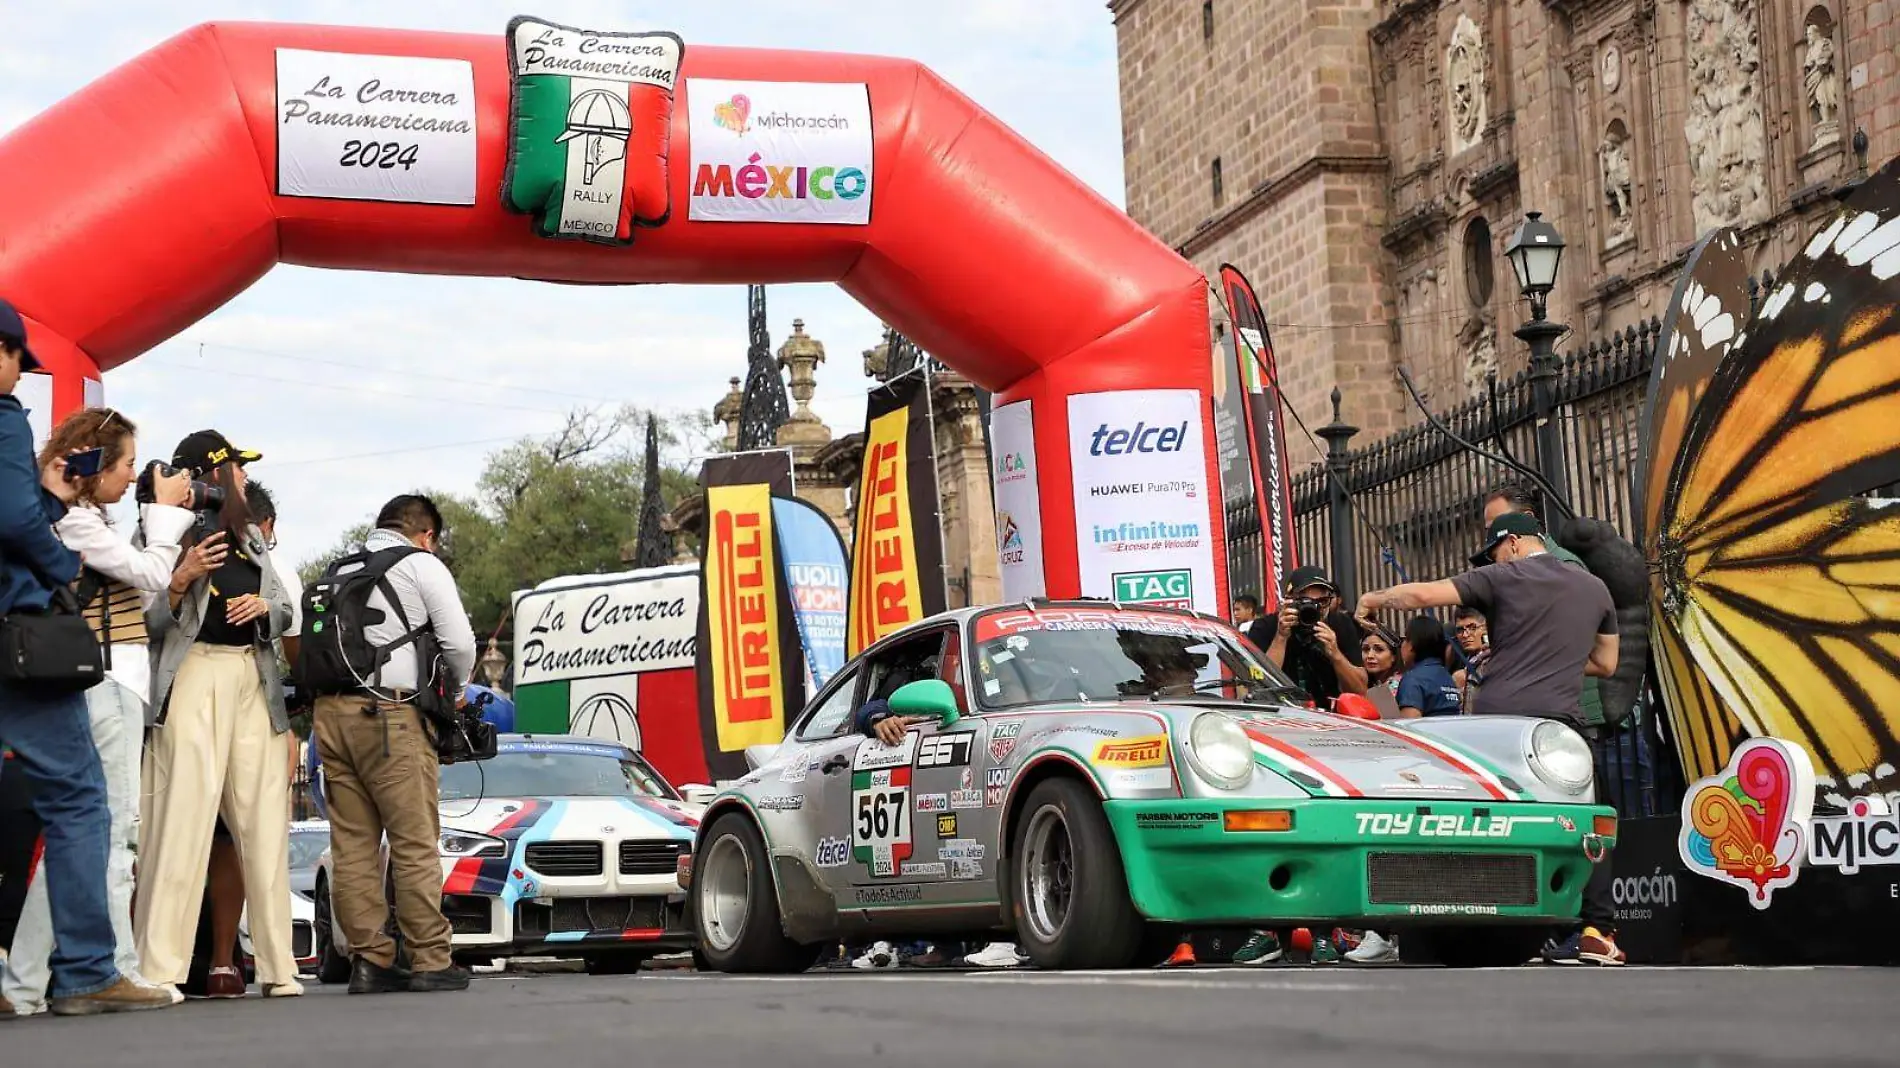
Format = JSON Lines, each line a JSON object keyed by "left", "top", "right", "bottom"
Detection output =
{"left": 912, "top": 624, "right": 994, "bottom": 902}
{"left": 776, "top": 665, "right": 868, "bottom": 885}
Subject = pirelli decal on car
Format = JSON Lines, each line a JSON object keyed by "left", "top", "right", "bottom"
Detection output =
{"left": 1355, "top": 812, "right": 1557, "bottom": 839}
{"left": 1092, "top": 736, "right": 1169, "bottom": 769}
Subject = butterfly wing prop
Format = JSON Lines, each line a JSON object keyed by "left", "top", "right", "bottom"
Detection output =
{"left": 1656, "top": 158, "right": 1900, "bottom": 795}
{"left": 1639, "top": 228, "right": 1753, "bottom": 782}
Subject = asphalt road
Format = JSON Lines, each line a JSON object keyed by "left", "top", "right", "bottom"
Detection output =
{"left": 3, "top": 965, "right": 1890, "bottom": 1067}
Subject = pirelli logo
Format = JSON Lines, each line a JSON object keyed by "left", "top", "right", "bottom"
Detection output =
{"left": 1093, "top": 736, "right": 1169, "bottom": 769}
{"left": 706, "top": 483, "right": 786, "bottom": 752}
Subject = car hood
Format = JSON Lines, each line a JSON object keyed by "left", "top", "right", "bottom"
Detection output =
{"left": 439, "top": 795, "right": 701, "bottom": 841}
{"left": 1190, "top": 705, "right": 1532, "bottom": 802}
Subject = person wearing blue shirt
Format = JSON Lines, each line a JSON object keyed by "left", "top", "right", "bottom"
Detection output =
{"left": 0, "top": 301, "right": 171, "bottom": 1016}
{"left": 1395, "top": 615, "right": 1462, "bottom": 718}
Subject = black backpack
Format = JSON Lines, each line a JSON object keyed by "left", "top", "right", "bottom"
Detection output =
{"left": 296, "top": 546, "right": 428, "bottom": 696}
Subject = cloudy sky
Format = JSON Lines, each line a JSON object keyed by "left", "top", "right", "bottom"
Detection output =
{"left": 2, "top": 1, "right": 1124, "bottom": 571}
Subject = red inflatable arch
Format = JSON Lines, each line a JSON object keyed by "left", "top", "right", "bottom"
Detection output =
{"left": 0, "top": 21, "right": 1223, "bottom": 609}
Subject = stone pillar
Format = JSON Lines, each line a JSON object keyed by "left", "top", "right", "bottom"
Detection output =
{"left": 712, "top": 376, "right": 743, "bottom": 452}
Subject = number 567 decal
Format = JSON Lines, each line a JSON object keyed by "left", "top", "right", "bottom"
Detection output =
{"left": 851, "top": 767, "right": 914, "bottom": 878}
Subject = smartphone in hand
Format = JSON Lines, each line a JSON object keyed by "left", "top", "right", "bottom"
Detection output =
{"left": 65, "top": 447, "right": 106, "bottom": 479}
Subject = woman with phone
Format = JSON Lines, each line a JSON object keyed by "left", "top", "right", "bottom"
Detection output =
{"left": 1, "top": 408, "right": 195, "bottom": 1015}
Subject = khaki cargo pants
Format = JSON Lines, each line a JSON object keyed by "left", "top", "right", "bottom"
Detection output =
{"left": 313, "top": 696, "right": 453, "bottom": 972}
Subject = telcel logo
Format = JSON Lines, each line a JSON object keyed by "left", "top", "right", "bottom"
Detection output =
{"left": 1088, "top": 421, "right": 1188, "bottom": 457}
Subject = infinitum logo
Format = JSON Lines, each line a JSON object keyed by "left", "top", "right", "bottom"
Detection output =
{"left": 1092, "top": 521, "right": 1201, "bottom": 553}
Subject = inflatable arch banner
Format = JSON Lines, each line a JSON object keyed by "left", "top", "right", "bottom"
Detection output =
{"left": 0, "top": 19, "right": 1227, "bottom": 615}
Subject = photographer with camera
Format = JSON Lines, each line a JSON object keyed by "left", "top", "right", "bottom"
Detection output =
{"left": 4, "top": 408, "right": 195, "bottom": 1016}
{"left": 306, "top": 494, "right": 476, "bottom": 996}
{"left": 134, "top": 430, "right": 304, "bottom": 1000}
{"left": 1261, "top": 566, "right": 1368, "bottom": 706}
{"left": 0, "top": 304, "right": 173, "bottom": 1018}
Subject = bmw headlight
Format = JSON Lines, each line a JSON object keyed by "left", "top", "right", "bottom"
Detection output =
{"left": 1188, "top": 713, "right": 1254, "bottom": 790}
{"left": 439, "top": 830, "right": 507, "bottom": 858}
{"left": 1527, "top": 721, "right": 1594, "bottom": 793}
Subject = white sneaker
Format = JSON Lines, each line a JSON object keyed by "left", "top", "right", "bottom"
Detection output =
{"left": 132, "top": 977, "right": 185, "bottom": 1005}
{"left": 1344, "top": 931, "right": 1399, "bottom": 964}
{"left": 851, "top": 941, "right": 897, "bottom": 970}
{"left": 963, "top": 942, "right": 1026, "bottom": 968}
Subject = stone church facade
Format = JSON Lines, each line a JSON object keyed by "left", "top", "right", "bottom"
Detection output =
{"left": 1112, "top": 0, "right": 1879, "bottom": 455}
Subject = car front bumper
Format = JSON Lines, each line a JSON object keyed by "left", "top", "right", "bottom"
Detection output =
{"left": 442, "top": 891, "right": 694, "bottom": 956}
{"left": 1104, "top": 798, "right": 1616, "bottom": 926}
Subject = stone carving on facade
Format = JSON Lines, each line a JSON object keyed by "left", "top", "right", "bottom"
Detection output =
{"left": 1804, "top": 22, "right": 1841, "bottom": 149}
{"left": 1460, "top": 318, "right": 1499, "bottom": 400}
{"left": 1445, "top": 14, "right": 1488, "bottom": 152}
{"left": 1684, "top": 0, "right": 1768, "bottom": 233}
{"left": 1601, "top": 45, "right": 1621, "bottom": 93}
{"left": 1599, "top": 128, "right": 1635, "bottom": 248}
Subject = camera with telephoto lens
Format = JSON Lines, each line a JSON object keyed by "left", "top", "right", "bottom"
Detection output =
{"left": 134, "top": 460, "right": 224, "bottom": 513}
{"left": 1296, "top": 600, "right": 1326, "bottom": 626}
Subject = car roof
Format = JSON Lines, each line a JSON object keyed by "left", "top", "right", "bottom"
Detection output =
{"left": 866, "top": 599, "right": 1225, "bottom": 650}
{"left": 496, "top": 733, "right": 638, "bottom": 756}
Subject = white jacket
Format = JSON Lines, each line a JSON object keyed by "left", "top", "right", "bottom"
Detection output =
{"left": 54, "top": 503, "right": 193, "bottom": 701}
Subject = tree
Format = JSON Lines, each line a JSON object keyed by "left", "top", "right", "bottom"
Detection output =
{"left": 300, "top": 405, "right": 709, "bottom": 638}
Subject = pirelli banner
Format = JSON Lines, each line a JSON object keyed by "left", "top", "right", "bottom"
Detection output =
{"left": 696, "top": 452, "right": 803, "bottom": 781}
{"left": 848, "top": 372, "right": 948, "bottom": 656}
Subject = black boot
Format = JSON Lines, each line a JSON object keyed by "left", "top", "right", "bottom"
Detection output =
{"left": 409, "top": 964, "right": 471, "bottom": 992}
{"left": 348, "top": 956, "right": 411, "bottom": 995}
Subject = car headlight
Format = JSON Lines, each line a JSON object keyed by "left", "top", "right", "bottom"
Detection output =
{"left": 1527, "top": 721, "right": 1594, "bottom": 792}
{"left": 1188, "top": 713, "right": 1254, "bottom": 790}
{"left": 439, "top": 831, "right": 507, "bottom": 858}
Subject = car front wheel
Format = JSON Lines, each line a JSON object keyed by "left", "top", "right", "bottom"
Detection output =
{"left": 1010, "top": 777, "right": 1143, "bottom": 970}
{"left": 312, "top": 876, "right": 352, "bottom": 985}
{"left": 691, "top": 813, "right": 821, "bottom": 974}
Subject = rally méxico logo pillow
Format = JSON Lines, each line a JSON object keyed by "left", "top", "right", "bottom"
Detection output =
{"left": 503, "top": 17, "right": 684, "bottom": 245}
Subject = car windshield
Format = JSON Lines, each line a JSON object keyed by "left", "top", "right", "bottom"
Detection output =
{"left": 287, "top": 829, "right": 329, "bottom": 871}
{"left": 439, "top": 742, "right": 680, "bottom": 802}
{"left": 968, "top": 606, "right": 1303, "bottom": 710}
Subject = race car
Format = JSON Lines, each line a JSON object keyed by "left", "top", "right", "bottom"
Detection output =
{"left": 687, "top": 601, "right": 1618, "bottom": 972}
{"left": 313, "top": 734, "right": 701, "bottom": 978}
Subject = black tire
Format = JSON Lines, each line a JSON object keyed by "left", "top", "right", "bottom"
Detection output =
{"left": 313, "top": 876, "right": 352, "bottom": 985}
{"left": 1408, "top": 927, "right": 1547, "bottom": 968}
{"left": 1009, "top": 777, "right": 1144, "bottom": 970}
{"left": 691, "top": 813, "right": 822, "bottom": 974}
{"left": 583, "top": 953, "right": 649, "bottom": 976}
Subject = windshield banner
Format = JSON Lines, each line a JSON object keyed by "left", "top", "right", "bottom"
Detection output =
{"left": 697, "top": 452, "right": 802, "bottom": 780}
{"left": 848, "top": 371, "right": 948, "bottom": 655}
{"left": 771, "top": 495, "right": 850, "bottom": 691}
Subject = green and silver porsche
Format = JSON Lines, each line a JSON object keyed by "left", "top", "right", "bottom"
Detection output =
{"left": 686, "top": 601, "right": 1616, "bottom": 971}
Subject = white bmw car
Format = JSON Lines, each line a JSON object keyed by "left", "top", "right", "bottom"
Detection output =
{"left": 312, "top": 734, "right": 703, "bottom": 978}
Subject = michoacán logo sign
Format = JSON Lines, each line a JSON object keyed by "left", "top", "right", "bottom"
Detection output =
{"left": 692, "top": 153, "right": 868, "bottom": 203}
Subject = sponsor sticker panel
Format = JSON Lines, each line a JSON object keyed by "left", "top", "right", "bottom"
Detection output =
{"left": 687, "top": 79, "right": 874, "bottom": 225}
{"left": 989, "top": 401, "right": 1046, "bottom": 600}
{"left": 275, "top": 49, "right": 478, "bottom": 205}
{"left": 1068, "top": 390, "right": 1218, "bottom": 615}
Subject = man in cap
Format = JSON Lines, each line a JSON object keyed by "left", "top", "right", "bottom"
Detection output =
{"left": 1261, "top": 565, "right": 1367, "bottom": 706}
{"left": 1353, "top": 511, "right": 1623, "bottom": 965}
{"left": 0, "top": 299, "right": 173, "bottom": 1016}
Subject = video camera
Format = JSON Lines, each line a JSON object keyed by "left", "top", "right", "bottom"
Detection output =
{"left": 134, "top": 460, "right": 224, "bottom": 513}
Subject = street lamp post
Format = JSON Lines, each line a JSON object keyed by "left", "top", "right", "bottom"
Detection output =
{"left": 1504, "top": 212, "right": 1571, "bottom": 533}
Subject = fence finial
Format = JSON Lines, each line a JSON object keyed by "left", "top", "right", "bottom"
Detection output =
{"left": 1329, "top": 386, "right": 1344, "bottom": 424}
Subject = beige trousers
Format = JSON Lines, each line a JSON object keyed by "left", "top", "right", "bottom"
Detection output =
{"left": 134, "top": 644, "right": 297, "bottom": 987}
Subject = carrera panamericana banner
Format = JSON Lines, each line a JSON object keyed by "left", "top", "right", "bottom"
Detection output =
{"left": 696, "top": 453, "right": 801, "bottom": 780}
{"left": 848, "top": 373, "right": 947, "bottom": 656}
{"left": 1219, "top": 264, "right": 1299, "bottom": 611}
{"left": 502, "top": 17, "right": 683, "bottom": 244}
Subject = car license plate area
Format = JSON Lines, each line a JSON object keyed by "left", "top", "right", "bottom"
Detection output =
{"left": 1366, "top": 851, "right": 1537, "bottom": 906}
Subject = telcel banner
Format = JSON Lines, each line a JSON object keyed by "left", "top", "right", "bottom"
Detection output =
{"left": 1068, "top": 389, "right": 1219, "bottom": 615}
{"left": 848, "top": 373, "right": 947, "bottom": 655}
{"left": 771, "top": 496, "right": 850, "bottom": 691}
{"left": 697, "top": 453, "right": 802, "bottom": 779}
{"left": 990, "top": 399, "right": 1046, "bottom": 600}
{"left": 503, "top": 17, "right": 683, "bottom": 244}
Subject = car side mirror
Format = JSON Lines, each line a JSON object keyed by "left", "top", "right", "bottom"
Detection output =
{"left": 889, "top": 679, "right": 961, "bottom": 727}
{"left": 1332, "top": 693, "right": 1381, "bottom": 721}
